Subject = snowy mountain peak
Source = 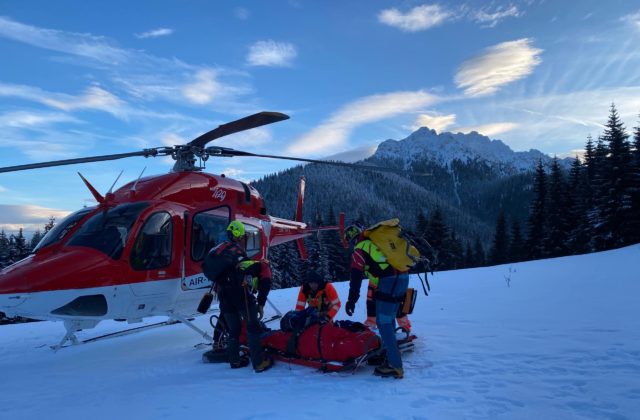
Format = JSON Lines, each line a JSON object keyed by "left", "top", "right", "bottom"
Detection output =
{"left": 375, "top": 126, "right": 568, "bottom": 174}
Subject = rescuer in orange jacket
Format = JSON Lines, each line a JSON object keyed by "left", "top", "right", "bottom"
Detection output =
{"left": 295, "top": 270, "right": 341, "bottom": 321}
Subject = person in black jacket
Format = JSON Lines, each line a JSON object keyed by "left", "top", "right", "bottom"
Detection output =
{"left": 202, "top": 220, "right": 273, "bottom": 373}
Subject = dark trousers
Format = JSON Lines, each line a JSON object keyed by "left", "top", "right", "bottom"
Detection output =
{"left": 219, "top": 286, "right": 264, "bottom": 369}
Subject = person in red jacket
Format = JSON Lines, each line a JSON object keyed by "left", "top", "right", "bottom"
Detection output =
{"left": 295, "top": 270, "right": 341, "bottom": 321}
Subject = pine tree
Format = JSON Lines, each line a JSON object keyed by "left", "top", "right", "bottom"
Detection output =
{"left": 324, "top": 206, "right": 349, "bottom": 280}
{"left": 589, "top": 136, "right": 610, "bottom": 250}
{"left": 626, "top": 115, "right": 640, "bottom": 243}
{"left": 447, "top": 230, "right": 464, "bottom": 269}
{"left": 566, "top": 156, "right": 590, "bottom": 254}
{"left": 13, "top": 229, "right": 28, "bottom": 261}
{"left": 0, "top": 230, "right": 9, "bottom": 268}
{"left": 425, "top": 208, "right": 448, "bottom": 270}
{"left": 464, "top": 241, "right": 474, "bottom": 268}
{"left": 473, "top": 236, "right": 486, "bottom": 266}
{"left": 527, "top": 160, "right": 547, "bottom": 259}
{"left": 545, "top": 157, "right": 568, "bottom": 257}
{"left": 414, "top": 210, "right": 430, "bottom": 256}
{"left": 600, "top": 104, "right": 633, "bottom": 248}
{"left": 43, "top": 217, "right": 56, "bottom": 234}
{"left": 509, "top": 219, "right": 525, "bottom": 262}
{"left": 584, "top": 134, "right": 596, "bottom": 185}
{"left": 489, "top": 211, "right": 509, "bottom": 265}
{"left": 30, "top": 229, "right": 43, "bottom": 250}
{"left": 304, "top": 210, "right": 330, "bottom": 280}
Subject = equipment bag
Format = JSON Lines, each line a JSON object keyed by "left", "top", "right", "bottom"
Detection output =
{"left": 364, "top": 218, "right": 420, "bottom": 271}
{"left": 280, "top": 307, "right": 321, "bottom": 333}
{"left": 399, "top": 287, "right": 417, "bottom": 316}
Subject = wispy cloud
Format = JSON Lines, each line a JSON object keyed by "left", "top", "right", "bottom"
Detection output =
{"left": 135, "top": 28, "right": 174, "bottom": 39}
{"left": 412, "top": 113, "right": 456, "bottom": 132}
{"left": 0, "top": 204, "right": 70, "bottom": 235}
{"left": 234, "top": 7, "right": 250, "bottom": 20}
{"left": 0, "top": 185, "right": 7, "bottom": 193}
{"left": 181, "top": 70, "right": 222, "bottom": 104}
{"left": 0, "top": 17, "right": 251, "bottom": 110}
{"left": 0, "top": 110, "right": 79, "bottom": 129}
{"left": 0, "top": 204, "right": 70, "bottom": 224}
{"left": 455, "top": 38, "right": 543, "bottom": 97}
{"left": 452, "top": 122, "right": 519, "bottom": 137}
{"left": 470, "top": 5, "right": 521, "bottom": 28}
{"left": 0, "top": 16, "right": 128, "bottom": 64}
{"left": 247, "top": 40, "right": 297, "bottom": 67}
{"left": 288, "top": 91, "right": 438, "bottom": 155}
{"left": 378, "top": 3, "right": 523, "bottom": 32}
{"left": 0, "top": 82, "right": 126, "bottom": 117}
{"left": 621, "top": 10, "right": 640, "bottom": 31}
{"left": 378, "top": 4, "right": 452, "bottom": 32}
{"left": 455, "top": 86, "right": 640, "bottom": 154}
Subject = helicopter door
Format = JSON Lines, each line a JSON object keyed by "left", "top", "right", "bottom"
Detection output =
{"left": 128, "top": 211, "right": 176, "bottom": 299}
{"left": 182, "top": 206, "right": 230, "bottom": 291}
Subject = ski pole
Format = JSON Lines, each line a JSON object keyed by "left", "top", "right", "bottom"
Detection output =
{"left": 419, "top": 273, "right": 428, "bottom": 296}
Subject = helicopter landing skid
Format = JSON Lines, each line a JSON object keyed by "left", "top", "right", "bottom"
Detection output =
{"left": 50, "top": 319, "right": 181, "bottom": 350}
{"left": 51, "top": 319, "right": 101, "bottom": 351}
{"left": 168, "top": 313, "right": 213, "bottom": 343}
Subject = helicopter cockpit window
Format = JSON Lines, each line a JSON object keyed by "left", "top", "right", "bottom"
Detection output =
{"left": 245, "top": 224, "right": 261, "bottom": 258}
{"left": 130, "top": 212, "right": 173, "bottom": 271}
{"left": 33, "top": 207, "right": 95, "bottom": 253}
{"left": 67, "top": 202, "right": 149, "bottom": 260}
{"left": 191, "top": 207, "right": 230, "bottom": 262}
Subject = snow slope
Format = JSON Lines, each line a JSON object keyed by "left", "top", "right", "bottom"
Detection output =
{"left": 1, "top": 245, "right": 639, "bottom": 419}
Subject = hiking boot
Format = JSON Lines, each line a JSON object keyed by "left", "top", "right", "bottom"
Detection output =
{"left": 367, "top": 354, "right": 386, "bottom": 366}
{"left": 254, "top": 356, "right": 274, "bottom": 373}
{"left": 230, "top": 356, "right": 250, "bottom": 369}
{"left": 373, "top": 363, "right": 404, "bottom": 379}
{"left": 202, "top": 349, "right": 228, "bottom": 364}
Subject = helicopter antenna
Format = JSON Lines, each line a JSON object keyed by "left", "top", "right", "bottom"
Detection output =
{"left": 77, "top": 172, "right": 105, "bottom": 204}
{"left": 131, "top": 167, "right": 146, "bottom": 192}
{"left": 107, "top": 170, "right": 124, "bottom": 195}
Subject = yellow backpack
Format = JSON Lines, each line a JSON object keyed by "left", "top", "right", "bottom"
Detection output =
{"left": 363, "top": 219, "right": 421, "bottom": 271}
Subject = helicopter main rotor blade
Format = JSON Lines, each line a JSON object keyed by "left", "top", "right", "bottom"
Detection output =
{"left": 207, "top": 147, "right": 409, "bottom": 175}
{"left": 0, "top": 149, "right": 160, "bottom": 174}
{"left": 188, "top": 111, "right": 290, "bottom": 148}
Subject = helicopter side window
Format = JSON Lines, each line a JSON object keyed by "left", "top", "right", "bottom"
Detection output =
{"left": 191, "top": 207, "right": 230, "bottom": 262}
{"left": 245, "top": 224, "right": 261, "bottom": 258}
{"left": 33, "top": 207, "right": 95, "bottom": 253}
{"left": 130, "top": 212, "right": 173, "bottom": 271}
{"left": 67, "top": 202, "right": 149, "bottom": 260}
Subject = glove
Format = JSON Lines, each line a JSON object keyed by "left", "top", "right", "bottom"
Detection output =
{"left": 257, "top": 305, "right": 264, "bottom": 320}
{"left": 345, "top": 301, "right": 355, "bottom": 316}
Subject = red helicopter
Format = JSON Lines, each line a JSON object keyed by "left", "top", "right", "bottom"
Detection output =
{"left": 0, "top": 112, "right": 396, "bottom": 348}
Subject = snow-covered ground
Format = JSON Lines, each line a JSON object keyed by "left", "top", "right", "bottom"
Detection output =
{"left": 2, "top": 245, "right": 639, "bottom": 419}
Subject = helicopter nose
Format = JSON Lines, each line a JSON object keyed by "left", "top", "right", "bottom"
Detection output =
{"left": 0, "top": 248, "right": 115, "bottom": 295}
{"left": 0, "top": 249, "right": 118, "bottom": 320}
{"left": 0, "top": 256, "right": 34, "bottom": 316}
{"left": 0, "top": 255, "right": 35, "bottom": 294}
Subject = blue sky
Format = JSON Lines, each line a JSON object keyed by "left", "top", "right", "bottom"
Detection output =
{"left": 1, "top": 0, "right": 640, "bottom": 233}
